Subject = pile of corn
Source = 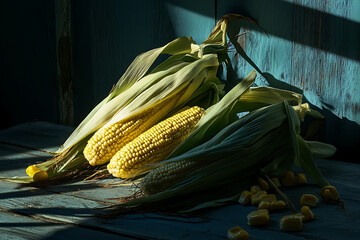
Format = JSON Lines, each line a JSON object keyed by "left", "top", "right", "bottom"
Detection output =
{"left": 227, "top": 172, "right": 342, "bottom": 239}
{"left": 2, "top": 15, "right": 338, "bottom": 225}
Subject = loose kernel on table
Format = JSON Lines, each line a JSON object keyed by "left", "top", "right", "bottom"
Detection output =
{"left": 321, "top": 185, "right": 340, "bottom": 202}
{"left": 270, "top": 177, "right": 281, "bottom": 188}
{"left": 247, "top": 209, "right": 270, "bottom": 226}
{"left": 260, "top": 194, "right": 276, "bottom": 203}
{"left": 258, "top": 201, "right": 270, "bottom": 210}
{"left": 301, "top": 206, "right": 315, "bottom": 222}
{"left": 295, "top": 173, "right": 307, "bottom": 185}
{"left": 279, "top": 215, "right": 303, "bottom": 232}
{"left": 227, "top": 226, "right": 249, "bottom": 240}
{"left": 258, "top": 177, "right": 269, "bottom": 191}
{"left": 281, "top": 171, "right": 295, "bottom": 187}
{"left": 251, "top": 191, "right": 267, "bottom": 206}
{"left": 300, "top": 194, "right": 319, "bottom": 207}
{"left": 250, "top": 185, "right": 262, "bottom": 194}
{"left": 238, "top": 190, "right": 252, "bottom": 205}
{"left": 269, "top": 200, "right": 287, "bottom": 212}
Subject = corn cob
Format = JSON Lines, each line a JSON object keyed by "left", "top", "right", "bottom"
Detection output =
{"left": 107, "top": 106, "right": 204, "bottom": 179}
{"left": 140, "top": 159, "right": 199, "bottom": 195}
{"left": 84, "top": 91, "right": 184, "bottom": 166}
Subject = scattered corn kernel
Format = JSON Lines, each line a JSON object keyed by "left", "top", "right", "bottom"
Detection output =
{"left": 26, "top": 165, "right": 48, "bottom": 181}
{"left": 258, "top": 201, "right": 270, "bottom": 210}
{"left": 251, "top": 191, "right": 267, "bottom": 205}
{"left": 281, "top": 171, "right": 295, "bottom": 187}
{"left": 250, "top": 185, "right": 262, "bottom": 194}
{"left": 258, "top": 177, "right": 269, "bottom": 191}
{"left": 269, "top": 200, "right": 287, "bottom": 211}
{"left": 295, "top": 173, "right": 307, "bottom": 185}
{"left": 238, "top": 190, "right": 252, "bottom": 205}
{"left": 270, "top": 177, "right": 281, "bottom": 188}
{"left": 301, "top": 206, "right": 315, "bottom": 222}
{"left": 247, "top": 209, "right": 270, "bottom": 226}
{"left": 227, "top": 226, "right": 249, "bottom": 240}
{"left": 32, "top": 171, "right": 48, "bottom": 181}
{"left": 26, "top": 165, "right": 41, "bottom": 178}
{"left": 300, "top": 194, "right": 319, "bottom": 207}
{"left": 261, "top": 194, "right": 276, "bottom": 203}
{"left": 279, "top": 215, "right": 303, "bottom": 232}
{"left": 321, "top": 185, "right": 340, "bottom": 202}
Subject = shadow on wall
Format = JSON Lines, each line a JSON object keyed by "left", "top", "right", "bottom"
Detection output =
{"left": 262, "top": 72, "right": 360, "bottom": 162}
{"left": 171, "top": 0, "right": 360, "bottom": 61}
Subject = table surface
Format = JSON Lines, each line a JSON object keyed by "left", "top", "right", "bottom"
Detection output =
{"left": 0, "top": 121, "right": 359, "bottom": 240}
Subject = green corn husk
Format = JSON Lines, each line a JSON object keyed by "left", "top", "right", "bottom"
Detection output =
{"left": 2, "top": 38, "right": 226, "bottom": 184}
{"left": 104, "top": 101, "right": 330, "bottom": 214}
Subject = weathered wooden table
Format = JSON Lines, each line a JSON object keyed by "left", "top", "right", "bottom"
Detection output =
{"left": 0, "top": 122, "right": 359, "bottom": 239}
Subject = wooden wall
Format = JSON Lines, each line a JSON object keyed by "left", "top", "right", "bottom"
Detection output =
{"left": 1, "top": 0, "right": 359, "bottom": 159}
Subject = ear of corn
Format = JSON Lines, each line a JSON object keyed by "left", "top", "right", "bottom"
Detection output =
{"left": 83, "top": 89, "right": 185, "bottom": 166}
{"left": 107, "top": 106, "right": 204, "bottom": 178}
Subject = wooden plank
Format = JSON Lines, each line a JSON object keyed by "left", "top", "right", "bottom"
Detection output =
{"left": 0, "top": 121, "right": 73, "bottom": 152}
{"left": 0, "top": 144, "right": 51, "bottom": 177}
{"left": 0, "top": 208, "right": 133, "bottom": 240}
{"left": 55, "top": 0, "right": 74, "bottom": 126}
{"left": 1, "top": 123, "right": 360, "bottom": 239}
{"left": 215, "top": 0, "right": 360, "bottom": 159}
{"left": 0, "top": 209, "right": 66, "bottom": 240}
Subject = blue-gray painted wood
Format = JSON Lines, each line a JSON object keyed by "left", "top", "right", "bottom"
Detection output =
{"left": 0, "top": 122, "right": 360, "bottom": 239}
{"left": 1, "top": 0, "right": 358, "bottom": 159}
{"left": 69, "top": 0, "right": 215, "bottom": 125}
{"left": 215, "top": 0, "right": 360, "bottom": 159}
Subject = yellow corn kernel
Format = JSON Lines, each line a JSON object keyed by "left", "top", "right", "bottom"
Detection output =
{"left": 321, "top": 186, "right": 340, "bottom": 202}
{"left": 260, "top": 194, "right": 276, "bottom": 203}
{"left": 295, "top": 173, "right": 307, "bottom": 185}
{"left": 247, "top": 209, "right": 270, "bottom": 226}
{"left": 238, "top": 190, "right": 252, "bottom": 205}
{"left": 108, "top": 106, "right": 204, "bottom": 179}
{"left": 251, "top": 191, "right": 267, "bottom": 206}
{"left": 300, "top": 194, "right": 319, "bottom": 207}
{"left": 258, "top": 177, "right": 269, "bottom": 191}
{"left": 270, "top": 177, "right": 281, "bottom": 188}
{"left": 84, "top": 90, "right": 184, "bottom": 166}
{"left": 250, "top": 185, "right": 262, "bottom": 194}
{"left": 301, "top": 206, "right": 315, "bottom": 222}
{"left": 258, "top": 201, "right": 270, "bottom": 210}
{"left": 281, "top": 171, "right": 295, "bottom": 187}
{"left": 26, "top": 165, "right": 40, "bottom": 178}
{"left": 227, "top": 226, "right": 249, "bottom": 240}
{"left": 269, "top": 200, "right": 287, "bottom": 211}
{"left": 26, "top": 165, "right": 48, "bottom": 181}
{"left": 279, "top": 215, "right": 303, "bottom": 232}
